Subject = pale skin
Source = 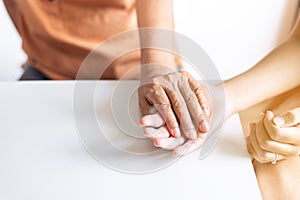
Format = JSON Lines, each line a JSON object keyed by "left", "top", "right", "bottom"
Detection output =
{"left": 136, "top": 0, "right": 212, "bottom": 141}
{"left": 240, "top": 86, "right": 300, "bottom": 200}
{"left": 141, "top": 15, "right": 300, "bottom": 156}
{"left": 138, "top": 4, "right": 300, "bottom": 199}
{"left": 247, "top": 107, "right": 300, "bottom": 164}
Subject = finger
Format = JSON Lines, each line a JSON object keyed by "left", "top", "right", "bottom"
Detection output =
{"left": 140, "top": 113, "right": 165, "bottom": 128}
{"left": 138, "top": 91, "right": 152, "bottom": 116}
{"left": 181, "top": 71, "right": 211, "bottom": 117}
{"left": 249, "top": 123, "right": 277, "bottom": 163}
{"left": 179, "top": 77, "right": 209, "bottom": 133}
{"left": 257, "top": 112, "right": 265, "bottom": 121}
{"left": 173, "top": 133, "right": 208, "bottom": 156}
{"left": 256, "top": 114, "right": 300, "bottom": 156}
{"left": 247, "top": 134, "right": 266, "bottom": 163}
{"left": 248, "top": 124, "right": 286, "bottom": 163}
{"left": 245, "top": 136, "right": 257, "bottom": 161}
{"left": 145, "top": 84, "right": 181, "bottom": 137}
{"left": 264, "top": 111, "right": 300, "bottom": 145}
{"left": 250, "top": 144, "right": 286, "bottom": 164}
{"left": 153, "top": 137, "right": 185, "bottom": 150}
{"left": 163, "top": 87, "right": 197, "bottom": 140}
{"left": 273, "top": 107, "right": 300, "bottom": 127}
{"left": 143, "top": 126, "right": 170, "bottom": 138}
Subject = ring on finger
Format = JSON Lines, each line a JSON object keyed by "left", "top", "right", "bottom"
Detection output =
{"left": 271, "top": 153, "right": 279, "bottom": 165}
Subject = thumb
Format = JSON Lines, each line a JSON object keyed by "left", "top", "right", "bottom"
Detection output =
{"left": 273, "top": 108, "right": 300, "bottom": 127}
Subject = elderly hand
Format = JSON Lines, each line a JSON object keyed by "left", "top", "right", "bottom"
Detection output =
{"left": 246, "top": 108, "right": 300, "bottom": 164}
{"left": 139, "top": 71, "right": 211, "bottom": 140}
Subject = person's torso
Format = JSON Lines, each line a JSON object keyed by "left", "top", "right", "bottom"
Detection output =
{"left": 4, "top": 0, "right": 141, "bottom": 79}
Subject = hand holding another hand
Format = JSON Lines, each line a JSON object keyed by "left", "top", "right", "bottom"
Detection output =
{"left": 138, "top": 71, "right": 212, "bottom": 156}
{"left": 246, "top": 108, "right": 300, "bottom": 164}
{"left": 140, "top": 112, "right": 209, "bottom": 156}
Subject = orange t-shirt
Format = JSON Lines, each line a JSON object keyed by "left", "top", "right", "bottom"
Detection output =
{"left": 4, "top": 0, "right": 141, "bottom": 80}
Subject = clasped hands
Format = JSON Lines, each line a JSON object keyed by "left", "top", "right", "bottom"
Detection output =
{"left": 246, "top": 108, "right": 300, "bottom": 163}
{"left": 138, "top": 71, "right": 300, "bottom": 162}
{"left": 138, "top": 71, "right": 212, "bottom": 156}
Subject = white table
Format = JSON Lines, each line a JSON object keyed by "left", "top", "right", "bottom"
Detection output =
{"left": 0, "top": 81, "right": 261, "bottom": 200}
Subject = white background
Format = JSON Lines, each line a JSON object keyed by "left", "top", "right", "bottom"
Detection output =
{"left": 0, "top": 0, "right": 298, "bottom": 81}
{"left": 0, "top": 81, "right": 261, "bottom": 200}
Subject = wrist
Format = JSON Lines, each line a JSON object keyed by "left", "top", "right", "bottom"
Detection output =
{"left": 141, "top": 49, "right": 177, "bottom": 66}
{"left": 222, "top": 81, "right": 238, "bottom": 119}
{"left": 140, "top": 49, "right": 178, "bottom": 81}
{"left": 140, "top": 64, "right": 176, "bottom": 84}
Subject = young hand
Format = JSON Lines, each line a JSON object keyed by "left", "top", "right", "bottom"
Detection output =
{"left": 246, "top": 108, "right": 300, "bottom": 163}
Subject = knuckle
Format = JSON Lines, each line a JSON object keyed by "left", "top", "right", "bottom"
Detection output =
{"left": 153, "top": 89, "right": 162, "bottom": 96}
{"left": 159, "top": 103, "right": 172, "bottom": 111}
{"left": 145, "top": 85, "right": 164, "bottom": 96}
{"left": 172, "top": 100, "right": 184, "bottom": 111}
{"left": 147, "top": 88, "right": 155, "bottom": 95}
{"left": 185, "top": 95, "right": 196, "bottom": 106}
{"left": 195, "top": 87, "right": 205, "bottom": 97}
{"left": 149, "top": 82, "right": 159, "bottom": 88}
{"left": 164, "top": 73, "right": 176, "bottom": 82}
{"left": 144, "top": 86, "right": 155, "bottom": 93}
{"left": 180, "top": 71, "right": 189, "bottom": 77}
{"left": 179, "top": 74, "right": 186, "bottom": 82}
{"left": 260, "top": 140, "right": 272, "bottom": 150}
{"left": 166, "top": 73, "right": 173, "bottom": 79}
{"left": 268, "top": 132, "right": 277, "bottom": 141}
{"left": 152, "top": 77, "right": 161, "bottom": 84}
{"left": 268, "top": 129, "right": 282, "bottom": 141}
{"left": 260, "top": 153, "right": 272, "bottom": 163}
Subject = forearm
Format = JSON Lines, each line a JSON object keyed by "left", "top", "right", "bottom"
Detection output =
{"left": 136, "top": 0, "right": 177, "bottom": 79}
{"left": 224, "top": 37, "right": 300, "bottom": 116}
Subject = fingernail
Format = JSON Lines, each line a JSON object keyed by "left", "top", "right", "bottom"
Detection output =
{"left": 266, "top": 111, "right": 274, "bottom": 120}
{"left": 172, "top": 128, "right": 181, "bottom": 137}
{"left": 273, "top": 116, "right": 285, "bottom": 127}
{"left": 187, "top": 129, "right": 197, "bottom": 139}
{"left": 139, "top": 118, "right": 145, "bottom": 126}
{"left": 153, "top": 139, "right": 160, "bottom": 147}
{"left": 203, "top": 107, "right": 210, "bottom": 117}
{"left": 259, "top": 112, "right": 265, "bottom": 120}
{"left": 200, "top": 120, "right": 209, "bottom": 132}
